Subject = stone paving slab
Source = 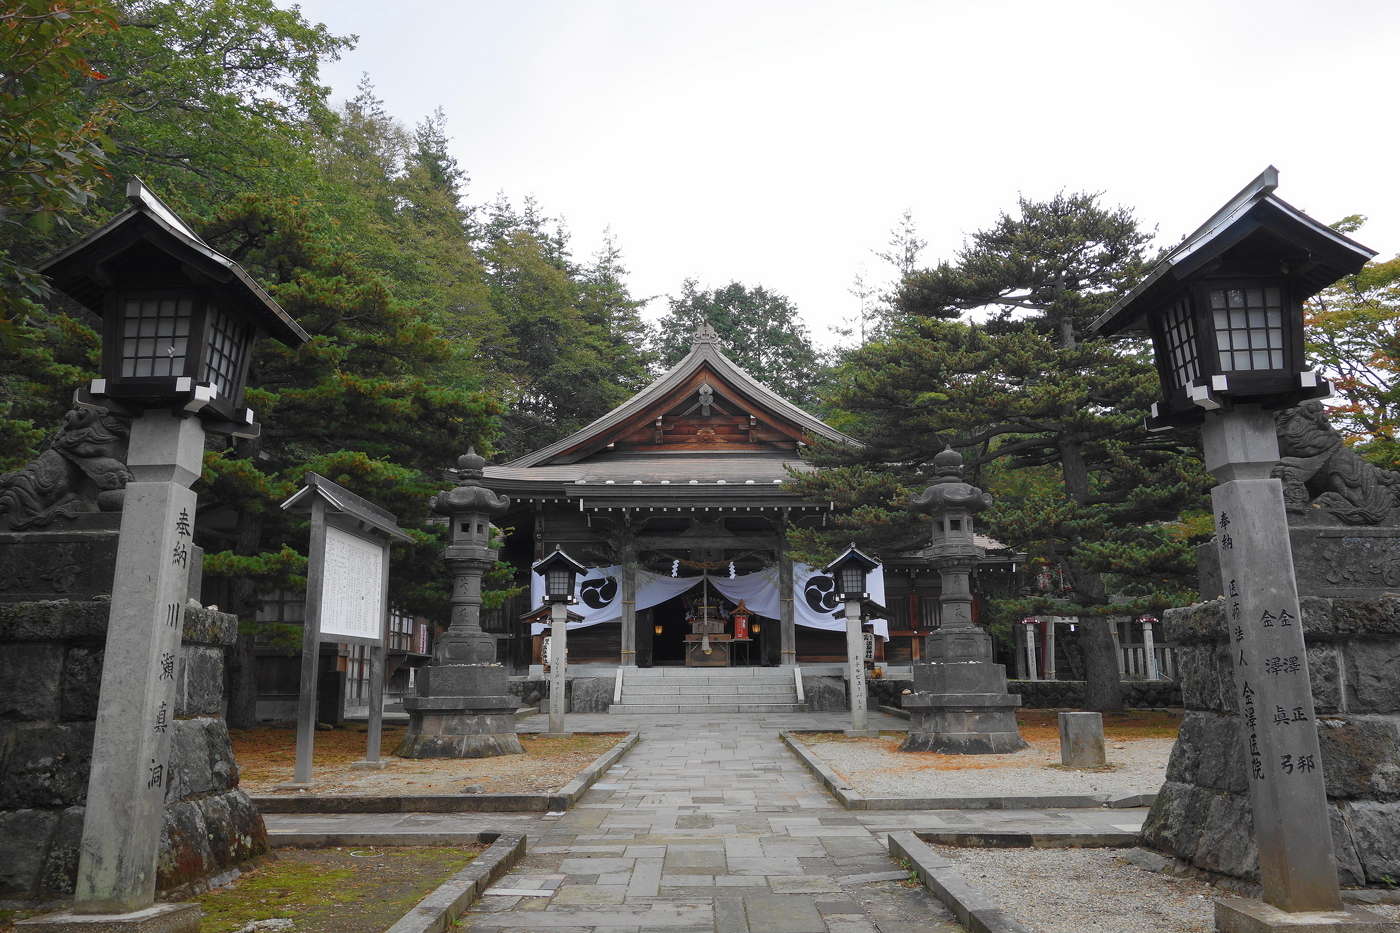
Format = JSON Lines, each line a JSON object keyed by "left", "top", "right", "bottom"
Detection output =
{"left": 258, "top": 713, "right": 1152, "bottom": 932}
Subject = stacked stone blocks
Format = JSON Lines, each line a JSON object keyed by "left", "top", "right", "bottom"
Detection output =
{"left": 0, "top": 600, "right": 266, "bottom": 904}
{"left": 1143, "top": 594, "right": 1400, "bottom": 886}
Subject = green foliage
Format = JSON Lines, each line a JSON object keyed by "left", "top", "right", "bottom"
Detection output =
{"left": 654, "top": 279, "right": 821, "bottom": 406}
{"left": 2, "top": 4, "right": 651, "bottom": 639}
{"left": 0, "top": 0, "right": 119, "bottom": 338}
{"left": 1304, "top": 216, "right": 1400, "bottom": 463}
{"left": 791, "top": 192, "right": 1212, "bottom": 709}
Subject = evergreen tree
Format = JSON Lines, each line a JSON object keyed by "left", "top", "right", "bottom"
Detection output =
{"left": 1304, "top": 216, "right": 1400, "bottom": 462}
{"left": 791, "top": 192, "right": 1210, "bottom": 711}
{"left": 654, "top": 280, "right": 821, "bottom": 405}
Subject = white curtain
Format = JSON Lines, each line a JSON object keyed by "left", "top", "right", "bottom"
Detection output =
{"left": 530, "top": 560, "right": 888, "bottom": 639}
{"left": 529, "top": 565, "right": 702, "bottom": 634}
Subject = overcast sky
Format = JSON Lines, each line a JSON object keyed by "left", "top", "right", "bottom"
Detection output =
{"left": 287, "top": 0, "right": 1400, "bottom": 346}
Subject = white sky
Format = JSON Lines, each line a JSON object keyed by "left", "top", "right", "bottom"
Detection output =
{"left": 288, "top": 0, "right": 1400, "bottom": 347}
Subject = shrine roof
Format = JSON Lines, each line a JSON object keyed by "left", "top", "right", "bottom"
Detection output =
{"left": 495, "top": 324, "right": 860, "bottom": 475}
{"left": 484, "top": 451, "right": 816, "bottom": 504}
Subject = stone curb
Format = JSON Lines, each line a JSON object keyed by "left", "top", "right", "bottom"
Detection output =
{"left": 384, "top": 831, "right": 527, "bottom": 933}
{"left": 888, "top": 830, "right": 1034, "bottom": 933}
{"left": 912, "top": 829, "right": 1141, "bottom": 848}
{"left": 779, "top": 730, "right": 1156, "bottom": 811}
{"left": 878, "top": 704, "right": 911, "bottom": 719}
{"left": 251, "top": 732, "right": 638, "bottom": 814}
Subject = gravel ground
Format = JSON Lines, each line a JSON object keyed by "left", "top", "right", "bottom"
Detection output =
{"left": 932, "top": 847, "right": 1400, "bottom": 933}
{"left": 934, "top": 847, "right": 1215, "bottom": 933}
{"left": 239, "top": 732, "right": 623, "bottom": 795}
{"left": 799, "top": 732, "right": 1172, "bottom": 798}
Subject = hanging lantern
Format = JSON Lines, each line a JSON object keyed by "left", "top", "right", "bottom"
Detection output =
{"left": 653, "top": 623, "right": 663, "bottom": 635}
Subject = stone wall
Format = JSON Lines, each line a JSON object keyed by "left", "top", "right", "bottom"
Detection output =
{"left": 507, "top": 676, "right": 612, "bottom": 713}
{"left": 829, "top": 675, "right": 1182, "bottom": 713}
{"left": 0, "top": 600, "right": 267, "bottom": 905}
{"left": 1142, "top": 596, "right": 1400, "bottom": 886}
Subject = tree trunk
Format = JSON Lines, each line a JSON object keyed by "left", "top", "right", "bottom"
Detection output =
{"left": 1059, "top": 436, "right": 1124, "bottom": 712}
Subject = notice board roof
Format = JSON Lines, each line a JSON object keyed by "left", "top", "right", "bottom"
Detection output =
{"left": 281, "top": 472, "right": 413, "bottom": 543}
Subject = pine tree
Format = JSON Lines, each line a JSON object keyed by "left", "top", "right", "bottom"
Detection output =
{"left": 654, "top": 280, "right": 821, "bottom": 406}
{"left": 791, "top": 192, "right": 1211, "bottom": 711}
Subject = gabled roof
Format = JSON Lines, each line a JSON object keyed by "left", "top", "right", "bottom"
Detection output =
{"left": 501, "top": 324, "right": 861, "bottom": 469}
{"left": 1092, "top": 166, "right": 1376, "bottom": 336}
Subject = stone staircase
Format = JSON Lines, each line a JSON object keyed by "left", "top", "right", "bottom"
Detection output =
{"left": 608, "top": 666, "right": 804, "bottom": 714}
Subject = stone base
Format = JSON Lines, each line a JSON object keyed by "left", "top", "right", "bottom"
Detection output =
{"left": 901, "top": 690, "right": 1026, "bottom": 754}
{"left": 350, "top": 759, "right": 389, "bottom": 770}
{"left": 1215, "top": 897, "right": 1399, "bottom": 932}
{"left": 844, "top": 728, "right": 881, "bottom": 738}
{"left": 899, "top": 729, "right": 1028, "bottom": 754}
{"left": 538, "top": 732, "right": 574, "bottom": 738}
{"left": 396, "top": 704, "right": 523, "bottom": 759}
{"left": 272, "top": 781, "right": 314, "bottom": 791}
{"left": 16, "top": 902, "right": 200, "bottom": 932}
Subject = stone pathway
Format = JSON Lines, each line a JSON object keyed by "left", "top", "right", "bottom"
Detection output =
{"left": 463, "top": 717, "right": 961, "bottom": 932}
{"left": 264, "top": 713, "right": 1150, "bottom": 932}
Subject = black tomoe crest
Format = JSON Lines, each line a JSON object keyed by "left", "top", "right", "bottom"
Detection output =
{"left": 579, "top": 576, "right": 618, "bottom": 609}
{"left": 804, "top": 574, "right": 841, "bottom": 614}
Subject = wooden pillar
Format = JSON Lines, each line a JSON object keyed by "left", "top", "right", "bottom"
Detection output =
{"left": 620, "top": 540, "right": 638, "bottom": 668}
{"left": 778, "top": 540, "right": 796, "bottom": 667}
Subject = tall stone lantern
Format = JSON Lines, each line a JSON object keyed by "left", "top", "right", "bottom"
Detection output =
{"left": 901, "top": 446, "right": 1025, "bottom": 753}
{"left": 1093, "top": 168, "right": 1393, "bottom": 932}
{"left": 397, "top": 449, "right": 522, "bottom": 758}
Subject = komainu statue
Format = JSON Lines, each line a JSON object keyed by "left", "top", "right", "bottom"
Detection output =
{"left": 1273, "top": 401, "right": 1400, "bottom": 525}
{"left": 0, "top": 407, "right": 132, "bottom": 531}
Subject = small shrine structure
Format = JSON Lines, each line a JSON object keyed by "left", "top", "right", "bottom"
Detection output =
{"left": 484, "top": 325, "right": 1018, "bottom": 669}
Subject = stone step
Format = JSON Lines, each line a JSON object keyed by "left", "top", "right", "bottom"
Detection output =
{"left": 623, "top": 672, "right": 793, "bottom": 682}
{"left": 623, "top": 682, "right": 796, "bottom": 696}
{"left": 619, "top": 694, "right": 799, "bottom": 706}
{"left": 623, "top": 667, "right": 790, "bottom": 676}
{"left": 607, "top": 702, "right": 805, "bottom": 714}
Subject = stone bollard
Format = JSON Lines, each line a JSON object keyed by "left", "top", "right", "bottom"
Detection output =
{"left": 1058, "top": 711, "right": 1106, "bottom": 768}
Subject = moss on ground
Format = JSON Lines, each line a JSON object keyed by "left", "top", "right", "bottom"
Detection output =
{"left": 197, "top": 845, "right": 481, "bottom": 933}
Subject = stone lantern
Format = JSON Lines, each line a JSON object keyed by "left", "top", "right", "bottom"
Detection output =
{"left": 534, "top": 546, "right": 586, "bottom": 735}
{"left": 901, "top": 446, "right": 1025, "bottom": 753}
{"left": 17, "top": 180, "right": 306, "bottom": 931}
{"left": 1093, "top": 168, "right": 1391, "bottom": 931}
{"left": 823, "top": 544, "right": 882, "bottom": 735}
{"left": 42, "top": 179, "right": 306, "bottom": 434}
{"left": 397, "top": 448, "right": 522, "bottom": 758}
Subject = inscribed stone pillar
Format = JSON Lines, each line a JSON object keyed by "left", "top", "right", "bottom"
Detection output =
{"left": 74, "top": 411, "right": 204, "bottom": 916}
{"left": 1203, "top": 408, "right": 1343, "bottom": 916}
{"left": 1043, "top": 620, "right": 1057, "bottom": 681}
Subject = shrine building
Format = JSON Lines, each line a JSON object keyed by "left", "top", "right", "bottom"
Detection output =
{"left": 485, "top": 325, "right": 1019, "bottom": 671}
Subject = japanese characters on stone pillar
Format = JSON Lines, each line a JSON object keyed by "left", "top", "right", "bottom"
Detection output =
{"left": 73, "top": 416, "right": 203, "bottom": 915}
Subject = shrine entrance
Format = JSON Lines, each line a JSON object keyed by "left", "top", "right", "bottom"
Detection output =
{"left": 650, "top": 595, "right": 689, "bottom": 665}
